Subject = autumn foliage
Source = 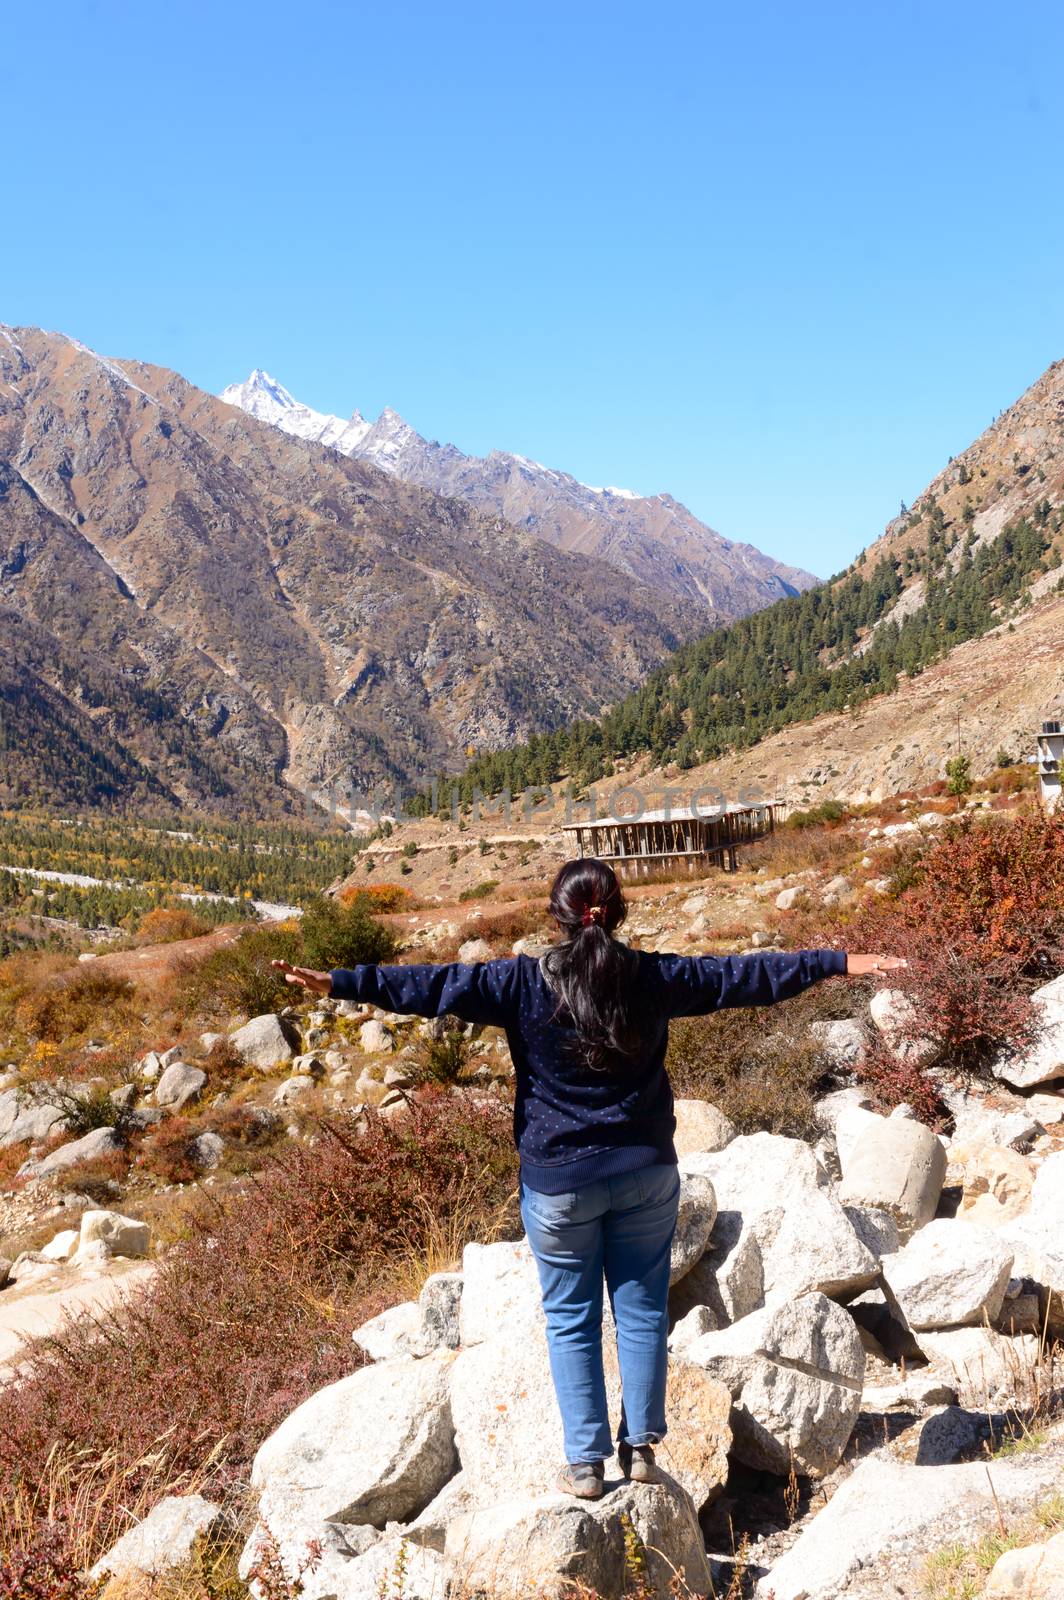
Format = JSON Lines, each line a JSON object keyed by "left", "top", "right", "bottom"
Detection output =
{"left": 842, "top": 808, "right": 1064, "bottom": 1078}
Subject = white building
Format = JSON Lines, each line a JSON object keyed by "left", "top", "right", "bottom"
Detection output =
{"left": 1037, "top": 719, "right": 1063, "bottom": 812}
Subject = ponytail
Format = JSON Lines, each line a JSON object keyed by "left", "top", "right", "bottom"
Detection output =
{"left": 543, "top": 858, "right": 649, "bottom": 1072}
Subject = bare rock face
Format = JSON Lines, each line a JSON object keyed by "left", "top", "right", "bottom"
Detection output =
{"left": 445, "top": 1479, "right": 713, "bottom": 1599}
{"left": 249, "top": 1353, "right": 456, "bottom": 1572}
{"left": 881, "top": 1219, "right": 1014, "bottom": 1330}
{"left": 682, "top": 1291, "right": 865, "bottom": 1477}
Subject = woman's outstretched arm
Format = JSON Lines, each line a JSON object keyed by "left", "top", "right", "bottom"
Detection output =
{"left": 271, "top": 957, "right": 520, "bottom": 1026}
{"left": 656, "top": 947, "right": 906, "bottom": 1017}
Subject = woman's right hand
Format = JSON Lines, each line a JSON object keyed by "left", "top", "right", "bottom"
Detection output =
{"left": 271, "top": 960, "right": 333, "bottom": 996}
{"left": 845, "top": 953, "right": 908, "bottom": 978}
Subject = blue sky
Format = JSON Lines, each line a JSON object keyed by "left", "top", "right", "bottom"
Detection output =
{"left": 4, "top": 0, "right": 1063, "bottom": 576}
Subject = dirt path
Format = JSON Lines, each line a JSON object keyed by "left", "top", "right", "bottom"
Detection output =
{"left": 0, "top": 1259, "right": 155, "bottom": 1379}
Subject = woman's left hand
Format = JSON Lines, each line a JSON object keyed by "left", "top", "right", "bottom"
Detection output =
{"left": 271, "top": 960, "right": 333, "bottom": 995}
{"left": 845, "top": 953, "right": 908, "bottom": 977}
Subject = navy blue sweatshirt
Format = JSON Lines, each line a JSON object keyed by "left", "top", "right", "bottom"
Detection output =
{"left": 329, "top": 947, "right": 846, "bottom": 1193}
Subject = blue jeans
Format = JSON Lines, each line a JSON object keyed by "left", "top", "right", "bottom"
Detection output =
{"left": 520, "top": 1163, "right": 680, "bottom": 1466}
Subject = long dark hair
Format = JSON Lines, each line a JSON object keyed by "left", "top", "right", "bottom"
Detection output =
{"left": 543, "top": 858, "right": 649, "bottom": 1072}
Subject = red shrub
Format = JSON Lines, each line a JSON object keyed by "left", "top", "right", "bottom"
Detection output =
{"left": 838, "top": 809, "right": 1064, "bottom": 1077}
{"left": 0, "top": 1521, "right": 102, "bottom": 1599}
{"left": 0, "top": 1097, "right": 517, "bottom": 1562}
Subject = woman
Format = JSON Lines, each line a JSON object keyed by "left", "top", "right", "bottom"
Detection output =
{"left": 274, "top": 857, "right": 903, "bottom": 1501}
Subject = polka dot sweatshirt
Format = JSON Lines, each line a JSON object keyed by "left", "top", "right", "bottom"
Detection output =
{"left": 329, "top": 946, "right": 846, "bottom": 1193}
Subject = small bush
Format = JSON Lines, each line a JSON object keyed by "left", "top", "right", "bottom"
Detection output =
{"left": 784, "top": 799, "right": 847, "bottom": 830}
{"left": 0, "top": 1519, "right": 104, "bottom": 1600}
{"left": 945, "top": 754, "right": 973, "bottom": 796}
{"left": 459, "top": 879, "right": 499, "bottom": 902}
{"left": 14, "top": 969, "right": 136, "bottom": 1044}
{"left": 183, "top": 924, "right": 300, "bottom": 1017}
{"left": 20, "top": 1081, "right": 137, "bottom": 1141}
{"left": 338, "top": 882, "right": 414, "bottom": 913}
{"left": 666, "top": 986, "right": 844, "bottom": 1136}
{"left": 136, "top": 906, "right": 212, "bottom": 945}
{"left": 138, "top": 1115, "right": 199, "bottom": 1185}
{"left": 416, "top": 1024, "right": 469, "bottom": 1085}
{"left": 299, "top": 896, "right": 398, "bottom": 970}
{"left": 52, "top": 1148, "right": 129, "bottom": 1203}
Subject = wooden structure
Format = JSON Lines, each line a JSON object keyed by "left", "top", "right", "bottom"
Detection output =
{"left": 561, "top": 801, "right": 780, "bottom": 878}
{"left": 1037, "top": 719, "right": 1063, "bottom": 813}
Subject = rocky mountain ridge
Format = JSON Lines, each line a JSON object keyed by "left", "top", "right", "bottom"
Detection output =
{"left": 222, "top": 369, "right": 818, "bottom": 614}
{"left": 0, "top": 326, "right": 718, "bottom": 812}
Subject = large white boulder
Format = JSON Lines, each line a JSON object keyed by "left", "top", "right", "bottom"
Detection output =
{"left": 916, "top": 1325, "right": 1042, "bottom": 1408}
{"left": 992, "top": 972, "right": 1064, "bottom": 1088}
{"left": 459, "top": 1240, "right": 542, "bottom": 1346}
{"left": 672, "top": 1098, "right": 735, "bottom": 1157}
{"left": 682, "top": 1291, "right": 865, "bottom": 1477}
{"left": 18, "top": 1125, "right": 122, "bottom": 1181}
{"left": 838, "top": 1111, "right": 946, "bottom": 1238}
{"left": 40, "top": 1228, "right": 79, "bottom": 1262}
{"left": 998, "top": 1157, "right": 1064, "bottom": 1305}
{"left": 154, "top": 1062, "right": 207, "bottom": 1110}
{"left": 758, "top": 1452, "right": 1062, "bottom": 1600}
{"left": 250, "top": 1352, "right": 456, "bottom": 1566}
{"left": 810, "top": 1019, "right": 870, "bottom": 1070}
{"left": 230, "top": 1013, "right": 300, "bottom": 1071}
{"left": 669, "top": 1212, "right": 764, "bottom": 1327}
{"left": 881, "top": 1218, "right": 1013, "bottom": 1329}
{"left": 352, "top": 1301, "right": 421, "bottom": 1362}
{"left": 952, "top": 1141, "right": 1033, "bottom": 1227}
{"left": 445, "top": 1479, "right": 712, "bottom": 1599}
{"left": 90, "top": 1495, "right": 224, "bottom": 1580}
{"left": 684, "top": 1134, "right": 877, "bottom": 1303}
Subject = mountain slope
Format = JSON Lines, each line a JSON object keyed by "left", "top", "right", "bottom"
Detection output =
{"left": 0, "top": 326, "right": 706, "bottom": 813}
{"left": 222, "top": 370, "right": 817, "bottom": 615}
{"left": 438, "top": 358, "right": 1064, "bottom": 801}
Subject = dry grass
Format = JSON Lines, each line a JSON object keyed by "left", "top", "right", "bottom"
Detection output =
{"left": 0, "top": 1437, "right": 221, "bottom": 1581}
{"left": 743, "top": 821, "right": 858, "bottom": 878}
{"left": 666, "top": 983, "right": 852, "bottom": 1137}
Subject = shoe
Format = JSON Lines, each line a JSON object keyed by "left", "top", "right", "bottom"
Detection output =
{"left": 556, "top": 1461, "right": 606, "bottom": 1499}
{"left": 618, "top": 1442, "right": 661, "bottom": 1484}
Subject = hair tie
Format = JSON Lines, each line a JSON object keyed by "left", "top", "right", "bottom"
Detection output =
{"left": 581, "top": 904, "right": 605, "bottom": 927}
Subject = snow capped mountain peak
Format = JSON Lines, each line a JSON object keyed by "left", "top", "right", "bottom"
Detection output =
{"left": 221, "top": 370, "right": 371, "bottom": 454}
